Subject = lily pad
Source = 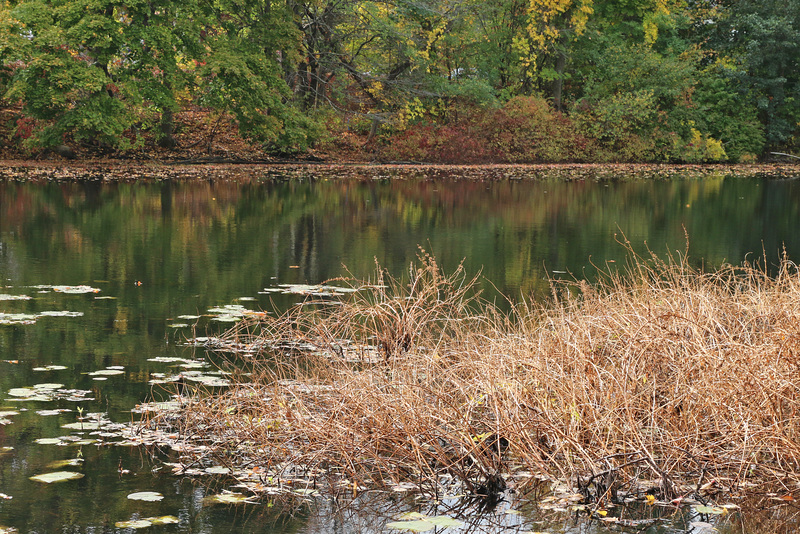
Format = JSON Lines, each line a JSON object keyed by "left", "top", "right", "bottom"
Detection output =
{"left": 0, "top": 294, "right": 31, "bottom": 301}
{"left": 34, "top": 438, "right": 64, "bottom": 445}
{"left": 114, "top": 520, "right": 152, "bottom": 529}
{"left": 33, "top": 383, "right": 64, "bottom": 390}
{"left": 0, "top": 411, "right": 19, "bottom": 418}
{"left": 6, "top": 388, "right": 49, "bottom": 401}
{"left": 176, "top": 315, "right": 201, "bottom": 320}
{"left": 61, "top": 421, "right": 104, "bottom": 430}
{"left": 38, "top": 311, "right": 83, "bottom": 317}
{"left": 694, "top": 505, "right": 726, "bottom": 514}
{"left": 204, "top": 466, "right": 231, "bottom": 475}
{"left": 48, "top": 458, "right": 83, "bottom": 468}
{"left": 127, "top": 491, "right": 164, "bottom": 502}
{"left": 50, "top": 285, "right": 101, "bottom": 294}
{"left": 149, "top": 516, "right": 179, "bottom": 525}
{"left": 32, "top": 365, "right": 68, "bottom": 372}
{"left": 36, "top": 409, "right": 71, "bottom": 416}
{"left": 0, "top": 313, "right": 38, "bottom": 324}
{"left": 204, "top": 492, "right": 255, "bottom": 504}
{"left": 88, "top": 369, "right": 124, "bottom": 376}
{"left": 386, "top": 520, "right": 437, "bottom": 532}
{"left": 29, "top": 471, "right": 84, "bottom": 483}
{"left": 387, "top": 513, "right": 463, "bottom": 532}
{"left": 115, "top": 516, "right": 179, "bottom": 529}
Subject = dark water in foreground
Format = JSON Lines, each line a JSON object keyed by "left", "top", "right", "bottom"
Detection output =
{"left": 0, "top": 170, "right": 799, "bottom": 533}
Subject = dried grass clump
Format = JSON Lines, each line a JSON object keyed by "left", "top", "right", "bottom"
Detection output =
{"left": 162, "top": 250, "right": 800, "bottom": 502}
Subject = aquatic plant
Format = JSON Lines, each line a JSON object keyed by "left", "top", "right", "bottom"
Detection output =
{"left": 144, "top": 247, "right": 800, "bottom": 507}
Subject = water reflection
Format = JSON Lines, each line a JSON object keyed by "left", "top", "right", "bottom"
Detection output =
{"left": 0, "top": 171, "right": 799, "bottom": 533}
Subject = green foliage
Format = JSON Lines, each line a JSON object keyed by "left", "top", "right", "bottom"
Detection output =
{"left": 571, "top": 90, "right": 663, "bottom": 162}
{"left": 690, "top": 72, "right": 765, "bottom": 162}
{"left": 705, "top": 0, "right": 800, "bottom": 153}
{"left": 482, "top": 96, "right": 583, "bottom": 162}
{"left": 0, "top": 0, "right": 794, "bottom": 159}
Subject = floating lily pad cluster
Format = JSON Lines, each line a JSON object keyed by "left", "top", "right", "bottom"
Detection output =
{"left": 29, "top": 285, "right": 101, "bottom": 294}
{"left": 386, "top": 512, "right": 463, "bottom": 532}
{"left": 87, "top": 366, "right": 125, "bottom": 379}
{"left": 0, "top": 294, "right": 31, "bottom": 301}
{"left": 115, "top": 516, "right": 179, "bottom": 529}
{"left": 0, "top": 311, "right": 83, "bottom": 325}
{"left": 32, "top": 365, "right": 68, "bottom": 372}
{"left": 29, "top": 471, "right": 84, "bottom": 484}
{"left": 0, "top": 285, "right": 100, "bottom": 324}
{"left": 147, "top": 357, "right": 231, "bottom": 388}
{"left": 260, "top": 284, "right": 359, "bottom": 297}
{"left": 6, "top": 384, "right": 94, "bottom": 402}
{"left": 207, "top": 304, "right": 261, "bottom": 322}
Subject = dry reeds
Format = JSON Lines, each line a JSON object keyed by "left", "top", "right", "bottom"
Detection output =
{"left": 157, "top": 248, "right": 800, "bottom": 503}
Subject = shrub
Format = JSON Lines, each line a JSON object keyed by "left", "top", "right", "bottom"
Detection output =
{"left": 571, "top": 90, "right": 664, "bottom": 162}
{"left": 482, "top": 96, "right": 583, "bottom": 163}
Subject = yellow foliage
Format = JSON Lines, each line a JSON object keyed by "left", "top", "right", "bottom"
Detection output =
{"left": 525, "top": 0, "right": 594, "bottom": 71}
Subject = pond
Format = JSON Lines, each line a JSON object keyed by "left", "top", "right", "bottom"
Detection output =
{"left": 1, "top": 167, "right": 799, "bottom": 533}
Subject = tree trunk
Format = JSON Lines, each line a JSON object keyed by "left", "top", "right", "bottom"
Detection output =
{"left": 553, "top": 48, "right": 567, "bottom": 111}
{"left": 158, "top": 109, "right": 178, "bottom": 148}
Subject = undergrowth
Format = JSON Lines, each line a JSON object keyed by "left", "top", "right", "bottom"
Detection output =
{"left": 150, "top": 247, "right": 800, "bottom": 505}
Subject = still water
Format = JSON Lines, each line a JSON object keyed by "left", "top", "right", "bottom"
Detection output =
{"left": 0, "top": 169, "right": 799, "bottom": 533}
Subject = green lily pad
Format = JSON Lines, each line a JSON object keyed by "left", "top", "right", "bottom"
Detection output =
{"left": 7, "top": 388, "right": 37, "bottom": 397}
{"left": 0, "top": 294, "right": 31, "bottom": 300}
{"left": 0, "top": 411, "right": 19, "bottom": 418}
{"left": 115, "top": 516, "right": 179, "bottom": 529}
{"left": 38, "top": 311, "right": 83, "bottom": 317}
{"left": 5, "top": 387, "right": 51, "bottom": 401}
{"left": 386, "top": 520, "right": 436, "bottom": 532}
{"left": 186, "top": 375, "right": 230, "bottom": 387}
{"left": 114, "top": 520, "right": 152, "bottom": 529}
{"left": 88, "top": 369, "right": 124, "bottom": 376}
{"left": 0, "top": 313, "right": 38, "bottom": 324}
{"left": 50, "top": 285, "right": 101, "bottom": 294}
{"left": 127, "top": 491, "right": 164, "bottom": 502}
{"left": 33, "top": 383, "right": 64, "bottom": 390}
{"left": 176, "top": 315, "right": 201, "bottom": 320}
{"left": 48, "top": 458, "right": 83, "bottom": 468}
{"left": 149, "top": 516, "right": 179, "bottom": 525}
{"left": 204, "top": 466, "right": 231, "bottom": 475}
{"left": 32, "top": 365, "right": 68, "bottom": 371}
{"left": 61, "top": 421, "right": 104, "bottom": 430}
{"left": 694, "top": 505, "right": 726, "bottom": 514}
{"left": 36, "top": 409, "right": 71, "bottom": 416}
{"left": 428, "top": 516, "right": 463, "bottom": 527}
{"left": 35, "top": 438, "right": 64, "bottom": 445}
{"left": 29, "top": 471, "right": 84, "bottom": 483}
{"left": 204, "top": 492, "right": 254, "bottom": 504}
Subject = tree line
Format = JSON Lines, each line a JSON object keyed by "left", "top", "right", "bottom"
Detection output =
{"left": 0, "top": 0, "right": 797, "bottom": 162}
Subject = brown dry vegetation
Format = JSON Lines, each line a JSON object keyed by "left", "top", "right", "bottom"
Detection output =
{"left": 147, "top": 246, "right": 800, "bottom": 508}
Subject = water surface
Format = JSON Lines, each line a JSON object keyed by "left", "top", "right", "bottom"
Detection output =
{"left": 1, "top": 170, "right": 799, "bottom": 533}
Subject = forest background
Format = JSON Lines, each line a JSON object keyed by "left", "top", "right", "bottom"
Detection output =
{"left": 0, "top": 0, "right": 797, "bottom": 164}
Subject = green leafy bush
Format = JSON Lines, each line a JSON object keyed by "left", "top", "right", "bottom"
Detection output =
{"left": 571, "top": 91, "right": 664, "bottom": 162}
{"left": 481, "top": 96, "right": 584, "bottom": 163}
